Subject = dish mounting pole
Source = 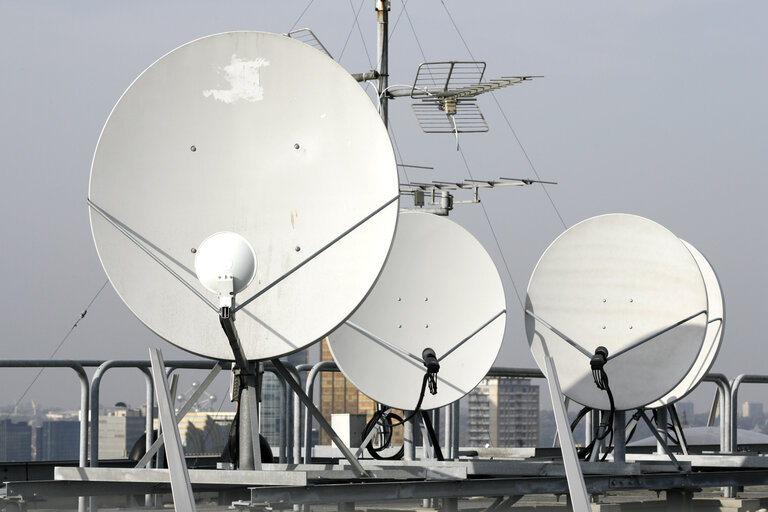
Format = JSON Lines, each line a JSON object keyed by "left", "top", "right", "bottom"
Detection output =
{"left": 220, "top": 306, "right": 263, "bottom": 470}
{"left": 377, "top": 0, "right": 390, "bottom": 128}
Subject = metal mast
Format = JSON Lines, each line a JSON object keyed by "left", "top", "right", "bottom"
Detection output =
{"left": 376, "top": 0, "right": 390, "bottom": 128}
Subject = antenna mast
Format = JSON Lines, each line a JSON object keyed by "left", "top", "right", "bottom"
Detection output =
{"left": 376, "top": 0, "right": 390, "bottom": 127}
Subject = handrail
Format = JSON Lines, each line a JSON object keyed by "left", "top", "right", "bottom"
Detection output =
{"left": 0, "top": 361, "right": 92, "bottom": 475}
{"left": 0, "top": 360, "right": 741, "bottom": 474}
{"left": 702, "top": 373, "right": 731, "bottom": 453}
{"left": 729, "top": 374, "right": 768, "bottom": 452}
{"left": 303, "top": 361, "right": 340, "bottom": 463}
{"left": 89, "top": 359, "right": 220, "bottom": 468}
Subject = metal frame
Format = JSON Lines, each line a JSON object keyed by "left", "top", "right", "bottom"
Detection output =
{"left": 0, "top": 359, "right": 759, "bottom": 511}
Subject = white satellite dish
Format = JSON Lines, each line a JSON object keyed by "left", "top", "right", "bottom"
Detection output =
{"left": 648, "top": 240, "right": 725, "bottom": 407}
{"left": 526, "top": 214, "right": 709, "bottom": 411}
{"left": 89, "top": 31, "right": 399, "bottom": 361}
{"left": 328, "top": 210, "right": 507, "bottom": 411}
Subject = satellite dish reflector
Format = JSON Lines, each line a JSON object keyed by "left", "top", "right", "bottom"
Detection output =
{"left": 328, "top": 211, "right": 506, "bottom": 411}
{"left": 89, "top": 31, "right": 399, "bottom": 361}
{"left": 194, "top": 232, "right": 256, "bottom": 300}
{"left": 526, "top": 214, "right": 709, "bottom": 411}
{"left": 649, "top": 240, "right": 725, "bottom": 407}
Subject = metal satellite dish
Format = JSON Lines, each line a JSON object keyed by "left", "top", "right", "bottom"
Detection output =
{"left": 526, "top": 214, "right": 709, "bottom": 411}
{"left": 649, "top": 240, "right": 725, "bottom": 407}
{"left": 328, "top": 210, "right": 506, "bottom": 411}
{"left": 89, "top": 31, "right": 399, "bottom": 361}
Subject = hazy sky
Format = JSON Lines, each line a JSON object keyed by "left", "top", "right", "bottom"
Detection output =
{"left": 0, "top": 1, "right": 766, "bottom": 414}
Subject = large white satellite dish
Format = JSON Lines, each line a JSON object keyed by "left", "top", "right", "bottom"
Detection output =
{"left": 526, "top": 214, "right": 709, "bottom": 411}
{"left": 89, "top": 31, "right": 399, "bottom": 361}
{"left": 649, "top": 240, "right": 725, "bottom": 407}
{"left": 328, "top": 211, "right": 507, "bottom": 411}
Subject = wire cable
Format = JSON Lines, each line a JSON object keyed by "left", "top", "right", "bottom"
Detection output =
{"left": 457, "top": 149, "right": 525, "bottom": 309}
{"left": 349, "top": 0, "right": 374, "bottom": 68}
{"left": 438, "top": 0, "right": 568, "bottom": 230}
{"left": 287, "top": 0, "right": 316, "bottom": 33}
{"left": 10, "top": 279, "right": 110, "bottom": 413}
{"left": 337, "top": 0, "right": 367, "bottom": 62}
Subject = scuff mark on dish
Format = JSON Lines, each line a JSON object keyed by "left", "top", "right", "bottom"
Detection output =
{"left": 203, "top": 54, "right": 270, "bottom": 103}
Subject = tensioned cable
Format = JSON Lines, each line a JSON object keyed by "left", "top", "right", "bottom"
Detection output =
{"left": 488, "top": 94, "right": 566, "bottom": 229}
{"left": 402, "top": 2, "right": 430, "bottom": 70}
{"left": 10, "top": 279, "right": 110, "bottom": 413}
{"left": 350, "top": 0, "right": 374, "bottom": 69}
{"left": 338, "top": 0, "right": 367, "bottom": 62}
{"left": 375, "top": 0, "right": 415, "bottom": 75}
{"left": 398, "top": 2, "right": 525, "bottom": 308}
{"left": 287, "top": 0, "right": 316, "bottom": 33}
{"left": 437, "top": 0, "right": 567, "bottom": 230}
{"left": 88, "top": 199, "right": 217, "bottom": 312}
{"left": 388, "top": 125, "right": 412, "bottom": 184}
{"left": 457, "top": 149, "right": 524, "bottom": 309}
{"left": 389, "top": 0, "right": 410, "bottom": 38}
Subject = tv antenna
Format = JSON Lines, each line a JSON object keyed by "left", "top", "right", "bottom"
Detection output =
{"left": 400, "top": 177, "right": 556, "bottom": 215}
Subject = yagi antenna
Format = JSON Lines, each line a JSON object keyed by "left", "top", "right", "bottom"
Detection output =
{"left": 400, "top": 176, "right": 555, "bottom": 215}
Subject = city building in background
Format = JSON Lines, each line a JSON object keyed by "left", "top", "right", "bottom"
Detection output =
{"left": 742, "top": 401, "right": 764, "bottom": 420}
{"left": 318, "top": 339, "right": 376, "bottom": 445}
{"left": 676, "top": 401, "right": 695, "bottom": 425}
{"left": 98, "top": 403, "right": 145, "bottom": 459}
{"left": 467, "top": 376, "right": 539, "bottom": 448}
{"left": 260, "top": 350, "right": 308, "bottom": 447}
{"left": 0, "top": 419, "right": 32, "bottom": 461}
{"left": 36, "top": 420, "right": 79, "bottom": 460}
{"left": 176, "top": 411, "right": 236, "bottom": 455}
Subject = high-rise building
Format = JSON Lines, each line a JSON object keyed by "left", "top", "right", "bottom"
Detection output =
{"left": 37, "top": 420, "right": 80, "bottom": 460}
{"left": 260, "top": 350, "right": 308, "bottom": 448}
{"left": 675, "top": 401, "right": 695, "bottom": 425}
{"left": 99, "top": 405, "right": 146, "bottom": 459}
{"left": 0, "top": 419, "right": 32, "bottom": 461}
{"left": 318, "top": 339, "right": 376, "bottom": 445}
{"left": 742, "top": 401, "right": 764, "bottom": 420}
{"left": 467, "top": 376, "right": 539, "bottom": 448}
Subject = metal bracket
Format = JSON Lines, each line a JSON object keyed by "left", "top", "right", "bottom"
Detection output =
{"left": 148, "top": 348, "right": 196, "bottom": 511}
{"left": 270, "top": 358, "right": 369, "bottom": 477}
{"left": 541, "top": 342, "right": 590, "bottom": 512}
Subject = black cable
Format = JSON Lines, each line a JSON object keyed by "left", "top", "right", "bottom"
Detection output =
{"left": 361, "top": 410, "right": 405, "bottom": 460}
{"left": 389, "top": 372, "right": 432, "bottom": 427}
{"left": 624, "top": 410, "right": 644, "bottom": 444}
{"left": 570, "top": 406, "right": 591, "bottom": 432}
{"left": 586, "top": 347, "right": 616, "bottom": 461}
{"left": 360, "top": 350, "right": 441, "bottom": 460}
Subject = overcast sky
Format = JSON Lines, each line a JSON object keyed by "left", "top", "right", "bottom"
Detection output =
{"left": 0, "top": 1, "right": 766, "bottom": 414}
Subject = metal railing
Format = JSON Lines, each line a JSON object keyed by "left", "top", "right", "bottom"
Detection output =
{"left": 0, "top": 359, "right": 748, "bottom": 473}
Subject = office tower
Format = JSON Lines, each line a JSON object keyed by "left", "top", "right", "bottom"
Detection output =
{"left": 467, "top": 376, "right": 539, "bottom": 448}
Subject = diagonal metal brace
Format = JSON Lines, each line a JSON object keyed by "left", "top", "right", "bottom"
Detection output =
{"left": 638, "top": 409, "right": 683, "bottom": 470}
{"left": 270, "top": 358, "right": 370, "bottom": 478}
{"left": 135, "top": 361, "right": 223, "bottom": 468}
